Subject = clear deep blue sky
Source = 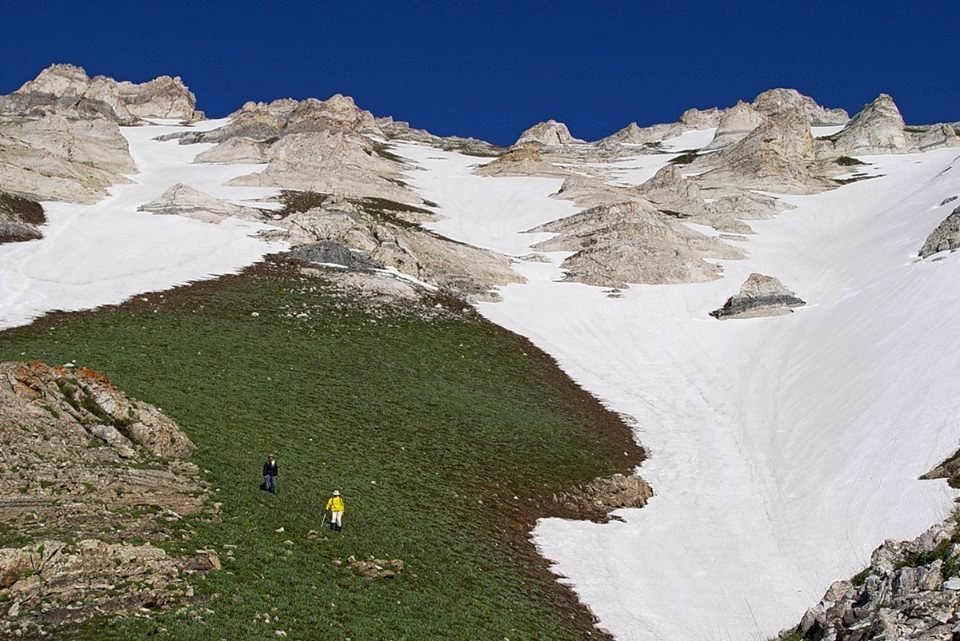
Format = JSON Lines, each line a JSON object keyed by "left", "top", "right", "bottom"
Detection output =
{"left": 1, "top": 1, "right": 955, "bottom": 145}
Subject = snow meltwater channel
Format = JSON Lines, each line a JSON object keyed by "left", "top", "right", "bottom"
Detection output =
{"left": 395, "top": 140, "right": 960, "bottom": 641}
{"left": 0, "top": 119, "right": 286, "bottom": 330}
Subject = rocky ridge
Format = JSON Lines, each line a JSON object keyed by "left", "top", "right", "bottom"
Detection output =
{"left": 781, "top": 514, "right": 960, "bottom": 641}
{"left": 0, "top": 361, "right": 218, "bottom": 631}
{"left": 516, "top": 119, "right": 584, "bottom": 146}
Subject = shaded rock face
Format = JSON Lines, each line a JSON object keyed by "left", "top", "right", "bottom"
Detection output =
{"left": 0, "top": 192, "right": 45, "bottom": 243}
{"left": 138, "top": 183, "right": 263, "bottom": 223}
{"left": 781, "top": 518, "right": 960, "bottom": 641}
{"left": 289, "top": 240, "right": 381, "bottom": 271}
{"left": 516, "top": 119, "right": 582, "bottom": 146}
{"left": 710, "top": 273, "right": 806, "bottom": 319}
{"left": 825, "top": 94, "right": 912, "bottom": 156}
{"left": 919, "top": 205, "right": 960, "bottom": 258}
{"left": 0, "top": 360, "right": 216, "bottom": 628}
{"left": 530, "top": 200, "right": 743, "bottom": 287}
{"left": 680, "top": 107, "right": 722, "bottom": 128}
{"left": 706, "top": 101, "right": 768, "bottom": 150}
{"left": 752, "top": 88, "right": 849, "bottom": 126}
{"left": 911, "top": 124, "right": 960, "bottom": 152}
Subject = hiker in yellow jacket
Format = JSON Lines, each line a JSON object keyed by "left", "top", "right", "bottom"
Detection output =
{"left": 325, "top": 490, "right": 345, "bottom": 532}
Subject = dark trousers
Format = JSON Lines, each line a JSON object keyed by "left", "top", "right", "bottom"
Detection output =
{"left": 264, "top": 474, "right": 277, "bottom": 493}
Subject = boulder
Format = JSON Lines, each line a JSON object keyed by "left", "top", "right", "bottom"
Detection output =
{"left": 919, "top": 205, "right": 960, "bottom": 258}
{"left": 710, "top": 273, "right": 806, "bottom": 319}
{"left": 0, "top": 191, "right": 45, "bottom": 243}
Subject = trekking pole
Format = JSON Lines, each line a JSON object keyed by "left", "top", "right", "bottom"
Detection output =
{"left": 320, "top": 511, "right": 327, "bottom": 530}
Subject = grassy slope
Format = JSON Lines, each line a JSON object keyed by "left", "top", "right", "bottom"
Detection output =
{"left": 0, "top": 261, "right": 641, "bottom": 641}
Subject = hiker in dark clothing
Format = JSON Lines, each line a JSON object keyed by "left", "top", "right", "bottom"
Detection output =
{"left": 262, "top": 454, "right": 279, "bottom": 493}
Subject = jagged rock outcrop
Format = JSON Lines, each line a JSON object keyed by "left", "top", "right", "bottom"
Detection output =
{"left": 694, "top": 111, "right": 827, "bottom": 193}
{"left": 680, "top": 107, "right": 723, "bottom": 128}
{"left": 705, "top": 101, "right": 768, "bottom": 150}
{"left": 781, "top": 517, "right": 960, "bottom": 641}
{"left": 639, "top": 166, "right": 754, "bottom": 234}
{"left": 552, "top": 174, "right": 644, "bottom": 207}
{"left": 911, "top": 124, "right": 960, "bottom": 152}
{"left": 474, "top": 142, "right": 570, "bottom": 177}
{"left": 0, "top": 192, "right": 45, "bottom": 243}
{"left": 227, "top": 131, "right": 418, "bottom": 204}
{"left": 919, "top": 205, "right": 960, "bottom": 258}
{"left": 0, "top": 540, "right": 219, "bottom": 629}
{"left": 377, "top": 117, "right": 504, "bottom": 156}
{"left": 823, "top": 94, "right": 912, "bottom": 156}
{"left": 516, "top": 119, "right": 583, "bottom": 146}
{"left": 10, "top": 63, "right": 202, "bottom": 123}
{"left": 0, "top": 360, "right": 216, "bottom": 628}
{"left": 281, "top": 202, "right": 521, "bottom": 300}
{"left": 530, "top": 200, "right": 743, "bottom": 287}
{"left": 138, "top": 183, "right": 263, "bottom": 223}
{"left": 753, "top": 88, "right": 849, "bottom": 126}
{"left": 710, "top": 273, "right": 806, "bottom": 319}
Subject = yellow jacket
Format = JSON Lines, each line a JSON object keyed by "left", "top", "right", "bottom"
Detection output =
{"left": 325, "top": 496, "right": 345, "bottom": 512}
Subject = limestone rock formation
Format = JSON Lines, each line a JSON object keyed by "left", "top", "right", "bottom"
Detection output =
{"left": 0, "top": 112, "right": 136, "bottom": 203}
{"left": 474, "top": 142, "right": 570, "bottom": 177}
{"left": 680, "top": 107, "right": 723, "bottom": 128}
{"left": 0, "top": 540, "right": 218, "bottom": 628}
{"left": 0, "top": 360, "right": 215, "bottom": 627}
{"left": 377, "top": 117, "right": 504, "bottom": 156}
{"left": 281, "top": 201, "right": 521, "bottom": 300}
{"left": 919, "top": 205, "right": 960, "bottom": 258}
{"left": 824, "top": 94, "right": 912, "bottom": 156}
{"left": 12, "top": 63, "right": 202, "bottom": 123}
{"left": 705, "top": 101, "right": 767, "bottom": 150}
{"left": 139, "top": 183, "right": 264, "bottom": 223}
{"left": 530, "top": 200, "right": 743, "bottom": 287}
{"left": 710, "top": 273, "right": 806, "bottom": 319}
{"left": 194, "top": 136, "right": 272, "bottom": 164}
{"left": 0, "top": 192, "right": 44, "bottom": 243}
{"left": 781, "top": 517, "right": 960, "bottom": 641}
{"left": 516, "top": 119, "right": 583, "bottom": 146}
{"left": 693, "top": 111, "right": 827, "bottom": 193}
{"left": 228, "top": 131, "right": 418, "bottom": 204}
{"left": 911, "top": 123, "right": 960, "bottom": 152}
{"left": 752, "top": 88, "right": 849, "bottom": 126}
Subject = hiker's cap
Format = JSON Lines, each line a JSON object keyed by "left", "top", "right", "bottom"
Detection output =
{"left": 333, "top": 490, "right": 340, "bottom": 496}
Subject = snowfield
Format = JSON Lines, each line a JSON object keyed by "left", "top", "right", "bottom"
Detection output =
{"left": 0, "top": 119, "right": 285, "bottom": 330}
{"left": 396, "top": 141, "right": 960, "bottom": 641}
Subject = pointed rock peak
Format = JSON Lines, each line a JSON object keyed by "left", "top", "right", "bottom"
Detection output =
{"left": 753, "top": 88, "right": 849, "bottom": 125}
{"left": 17, "top": 63, "right": 92, "bottom": 96}
{"left": 705, "top": 102, "right": 767, "bottom": 150}
{"left": 710, "top": 273, "right": 806, "bottom": 319}
{"left": 828, "top": 93, "right": 910, "bottom": 154}
{"left": 516, "top": 119, "right": 583, "bottom": 146}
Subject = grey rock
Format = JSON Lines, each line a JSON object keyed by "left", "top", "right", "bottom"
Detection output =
{"left": 711, "top": 273, "right": 806, "bottom": 319}
{"left": 288, "top": 241, "right": 381, "bottom": 271}
{"left": 516, "top": 119, "right": 583, "bottom": 146}
{"left": 919, "top": 206, "right": 960, "bottom": 258}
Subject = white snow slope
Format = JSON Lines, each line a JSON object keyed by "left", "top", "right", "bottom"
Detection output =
{"left": 0, "top": 119, "right": 285, "bottom": 330}
{"left": 395, "top": 141, "right": 960, "bottom": 641}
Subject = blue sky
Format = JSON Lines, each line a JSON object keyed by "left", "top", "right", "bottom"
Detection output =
{"left": 2, "top": 1, "right": 955, "bottom": 145}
